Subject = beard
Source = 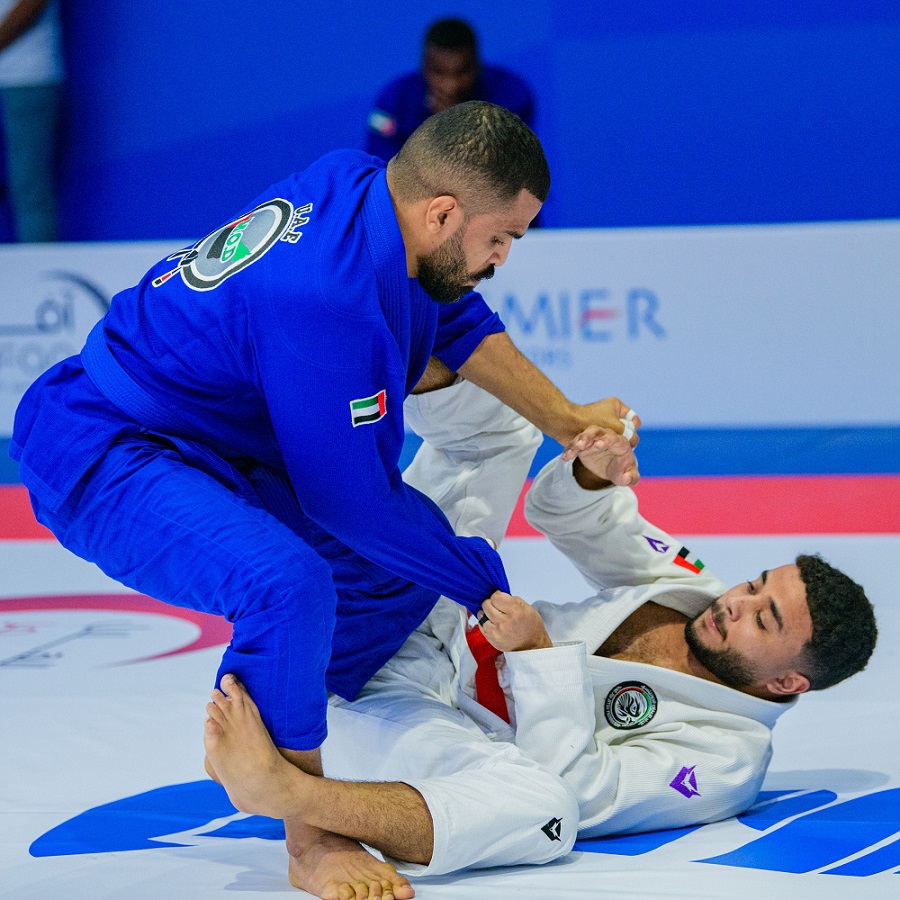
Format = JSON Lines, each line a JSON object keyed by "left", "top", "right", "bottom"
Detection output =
{"left": 684, "top": 602, "right": 757, "bottom": 690}
{"left": 416, "top": 225, "right": 495, "bottom": 304}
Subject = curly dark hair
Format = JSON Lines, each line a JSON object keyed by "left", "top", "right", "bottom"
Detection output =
{"left": 797, "top": 554, "right": 877, "bottom": 690}
{"left": 390, "top": 100, "right": 550, "bottom": 209}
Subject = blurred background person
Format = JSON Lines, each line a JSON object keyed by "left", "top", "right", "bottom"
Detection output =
{"left": 0, "top": 0, "right": 63, "bottom": 242}
{"left": 365, "top": 17, "right": 535, "bottom": 163}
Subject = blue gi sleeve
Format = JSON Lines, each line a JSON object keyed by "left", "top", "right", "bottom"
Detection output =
{"left": 258, "top": 294, "right": 509, "bottom": 612}
{"left": 432, "top": 292, "right": 505, "bottom": 372}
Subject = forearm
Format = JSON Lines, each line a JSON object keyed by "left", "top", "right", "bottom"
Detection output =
{"left": 506, "top": 643, "right": 598, "bottom": 773}
{"left": 457, "top": 331, "right": 581, "bottom": 444}
{"left": 0, "top": 0, "right": 48, "bottom": 52}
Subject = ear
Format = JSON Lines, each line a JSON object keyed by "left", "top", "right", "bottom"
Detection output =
{"left": 423, "top": 195, "right": 464, "bottom": 236}
{"left": 765, "top": 670, "right": 810, "bottom": 697}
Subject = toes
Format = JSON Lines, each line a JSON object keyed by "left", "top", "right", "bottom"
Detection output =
{"left": 335, "top": 883, "right": 363, "bottom": 900}
{"left": 219, "top": 673, "right": 240, "bottom": 696}
{"left": 210, "top": 687, "right": 227, "bottom": 703}
{"left": 203, "top": 716, "right": 223, "bottom": 741}
{"left": 220, "top": 674, "right": 258, "bottom": 713}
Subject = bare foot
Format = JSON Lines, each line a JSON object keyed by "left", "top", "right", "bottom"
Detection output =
{"left": 203, "top": 753, "right": 221, "bottom": 784}
{"left": 204, "top": 675, "right": 414, "bottom": 899}
{"left": 288, "top": 824, "right": 415, "bottom": 900}
{"left": 203, "top": 674, "right": 309, "bottom": 819}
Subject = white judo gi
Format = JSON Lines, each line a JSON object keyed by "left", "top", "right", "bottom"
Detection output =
{"left": 321, "top": 380, "right": 795, "bottom": 876}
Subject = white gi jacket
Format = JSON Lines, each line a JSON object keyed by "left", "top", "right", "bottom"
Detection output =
{"left": 427, "top": 455, "right": 795, "bottom": 837}
{"left": 326, "top": 381, "right": 796, "bottom": 874}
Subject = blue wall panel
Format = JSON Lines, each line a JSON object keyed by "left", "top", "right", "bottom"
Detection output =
{"left": 20, "top": 1, "right": 899, "bottom": 240}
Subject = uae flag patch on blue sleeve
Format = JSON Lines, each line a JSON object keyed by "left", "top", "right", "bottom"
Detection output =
{"left": 350, "top": 390, "right": 387, "bottom": 426}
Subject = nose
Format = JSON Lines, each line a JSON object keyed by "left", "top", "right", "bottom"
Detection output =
{"left": 491, "top": 243, "right": 512, "bottom": 267}
{"left": 729, "top": 590, "right": 764, "bottom": 621}
{"left": 725, "top": 598, "right": 743, "bottom": 621}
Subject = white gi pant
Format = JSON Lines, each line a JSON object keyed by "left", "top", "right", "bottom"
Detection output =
{"left": 326, "top": 627, "right": 579, "bottom": 876}
{"left": 321, "top": 379, "right": 579, "bottom": 876}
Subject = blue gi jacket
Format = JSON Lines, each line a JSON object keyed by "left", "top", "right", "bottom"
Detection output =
{"left": 12, "top": 151, "right": 510, "bottom": 701}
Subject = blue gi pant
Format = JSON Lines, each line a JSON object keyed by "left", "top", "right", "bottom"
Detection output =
{"left": 32, "top": 433, "right": 339, "bottom": 751}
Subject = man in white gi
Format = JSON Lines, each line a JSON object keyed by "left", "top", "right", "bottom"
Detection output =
{"left": 203, "top": 380, "right": 877, "bottom": 896}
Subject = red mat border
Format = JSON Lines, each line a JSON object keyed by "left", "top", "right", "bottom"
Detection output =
{"left": 508, "top": 474, "right": 900, "bottom": 536}
{"left": 3, "top": 476, "right": 899, "bottom": 542}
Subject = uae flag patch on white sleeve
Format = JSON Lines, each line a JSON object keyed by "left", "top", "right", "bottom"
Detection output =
{"left": 350, "top": 390, "right": 387, "bottom": 426}
{"left": 672, "top": 546, "right": 705, "bottom": 574}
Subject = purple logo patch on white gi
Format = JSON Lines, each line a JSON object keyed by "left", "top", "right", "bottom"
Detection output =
{"left": 670, "top": 765, "right": 701, "bottom": 798}
{"left": 644, "top": 536, "right": 669, "bottom": 553}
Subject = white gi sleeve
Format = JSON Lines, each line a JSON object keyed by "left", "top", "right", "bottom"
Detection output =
{"left": 504, "top": 644, "right": 771, "bottom": 835}
{"left": 403, "top": 379, "right": 541, "bottom": 547}
{"left": 524, "top": 456, "right": 727, "bottom": 595}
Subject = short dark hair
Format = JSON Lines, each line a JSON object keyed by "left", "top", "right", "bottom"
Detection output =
{"left": 390, "top": 100, "right": 550, "bottom": 210}
{"left": 796, "top": 554, "right": 877, "bottom": 690}
{"left": 425, "top": 18, "right": 477, "bottom": 54}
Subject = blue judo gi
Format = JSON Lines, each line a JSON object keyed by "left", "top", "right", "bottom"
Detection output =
{"left": 11, "top": 150, "right": 510, "bottom": 750}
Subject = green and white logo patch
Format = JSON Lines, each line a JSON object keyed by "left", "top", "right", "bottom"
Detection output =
{"left": 604, "top": 681, "right": 658, "bottom": 730}
{"left": 152, "top": 199, "right": 294, "bottom": 292}
{"left": 350, "top": 390, "right": 387, "bottom": 427}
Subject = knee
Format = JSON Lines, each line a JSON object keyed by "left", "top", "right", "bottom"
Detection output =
{"left": 528, "top": 771, "right": 580, "bottom": 861}
{"left": 235, "top": 552, "right": 336, "bottom": 622}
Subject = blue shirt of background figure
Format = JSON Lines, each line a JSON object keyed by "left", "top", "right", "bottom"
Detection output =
{"left": 365, "top": 66, "right": 535, "bottom": 162}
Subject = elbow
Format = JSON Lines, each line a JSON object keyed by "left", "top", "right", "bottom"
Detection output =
{"left": 529, "top": 773, "right": 581, "bottom": 863}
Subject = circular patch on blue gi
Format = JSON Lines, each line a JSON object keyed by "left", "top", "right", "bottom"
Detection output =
{"left": 153, "top": 199, "right": 294, "bottom": 292}
{"left": 604, "top": 681, "right": 658, "bottom": 730}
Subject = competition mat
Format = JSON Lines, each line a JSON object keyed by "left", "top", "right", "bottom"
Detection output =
{"left": 2, "top": 432, "right": 900, "bottom": 899}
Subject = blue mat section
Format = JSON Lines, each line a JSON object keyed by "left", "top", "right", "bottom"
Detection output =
{"left": 0, "top": 439, "right": 18, "bottom": 484}
{"left": 6, "top": 427, "right": 900, "bottom": 486}
{"left": 737, "top": 790, "right": 837, "bottom": 832}
{"left": 575, "top": 824, "right": 700, "bottom": 856}
{"left": 29, "top": 781, "right": 237, "bottom": 857}
{"left": 622, "top": 427, "right": 900, "bottom": 477}
{"left": 698, "top": 787, "right": 900, "bottom": 874}
{"left": 401, "top": 426, "right": 900, "bottom": 480}
{"left": 824, "top": 835, "right": 900, "bottom": 877}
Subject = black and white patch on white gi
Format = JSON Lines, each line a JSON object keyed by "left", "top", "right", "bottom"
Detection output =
{"left": 152, "top": 198, "right": 294, "bottom": 291}
{"left": 604, "top": 681, "right": 658, "bottom": 730}
{"left": 541, "top": 817, "right": 563, "bottom": 842}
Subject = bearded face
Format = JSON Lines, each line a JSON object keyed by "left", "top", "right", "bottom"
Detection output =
{"left": 685, "top": 601, "right": 758, "bottom": 690}
{"left": 416, "top": 224, "right": 494, "bottom": 304}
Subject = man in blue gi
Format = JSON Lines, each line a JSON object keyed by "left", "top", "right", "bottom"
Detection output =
{"left": 365, "top": 18, "right": 534, "bottom": 163}
{"left": 11, "top": 101, "right": 633, "bottom": 899}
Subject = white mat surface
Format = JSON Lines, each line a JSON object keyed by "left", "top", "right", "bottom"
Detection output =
{"left": 2, "top": 533, "right": 899, "bottom": 899}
